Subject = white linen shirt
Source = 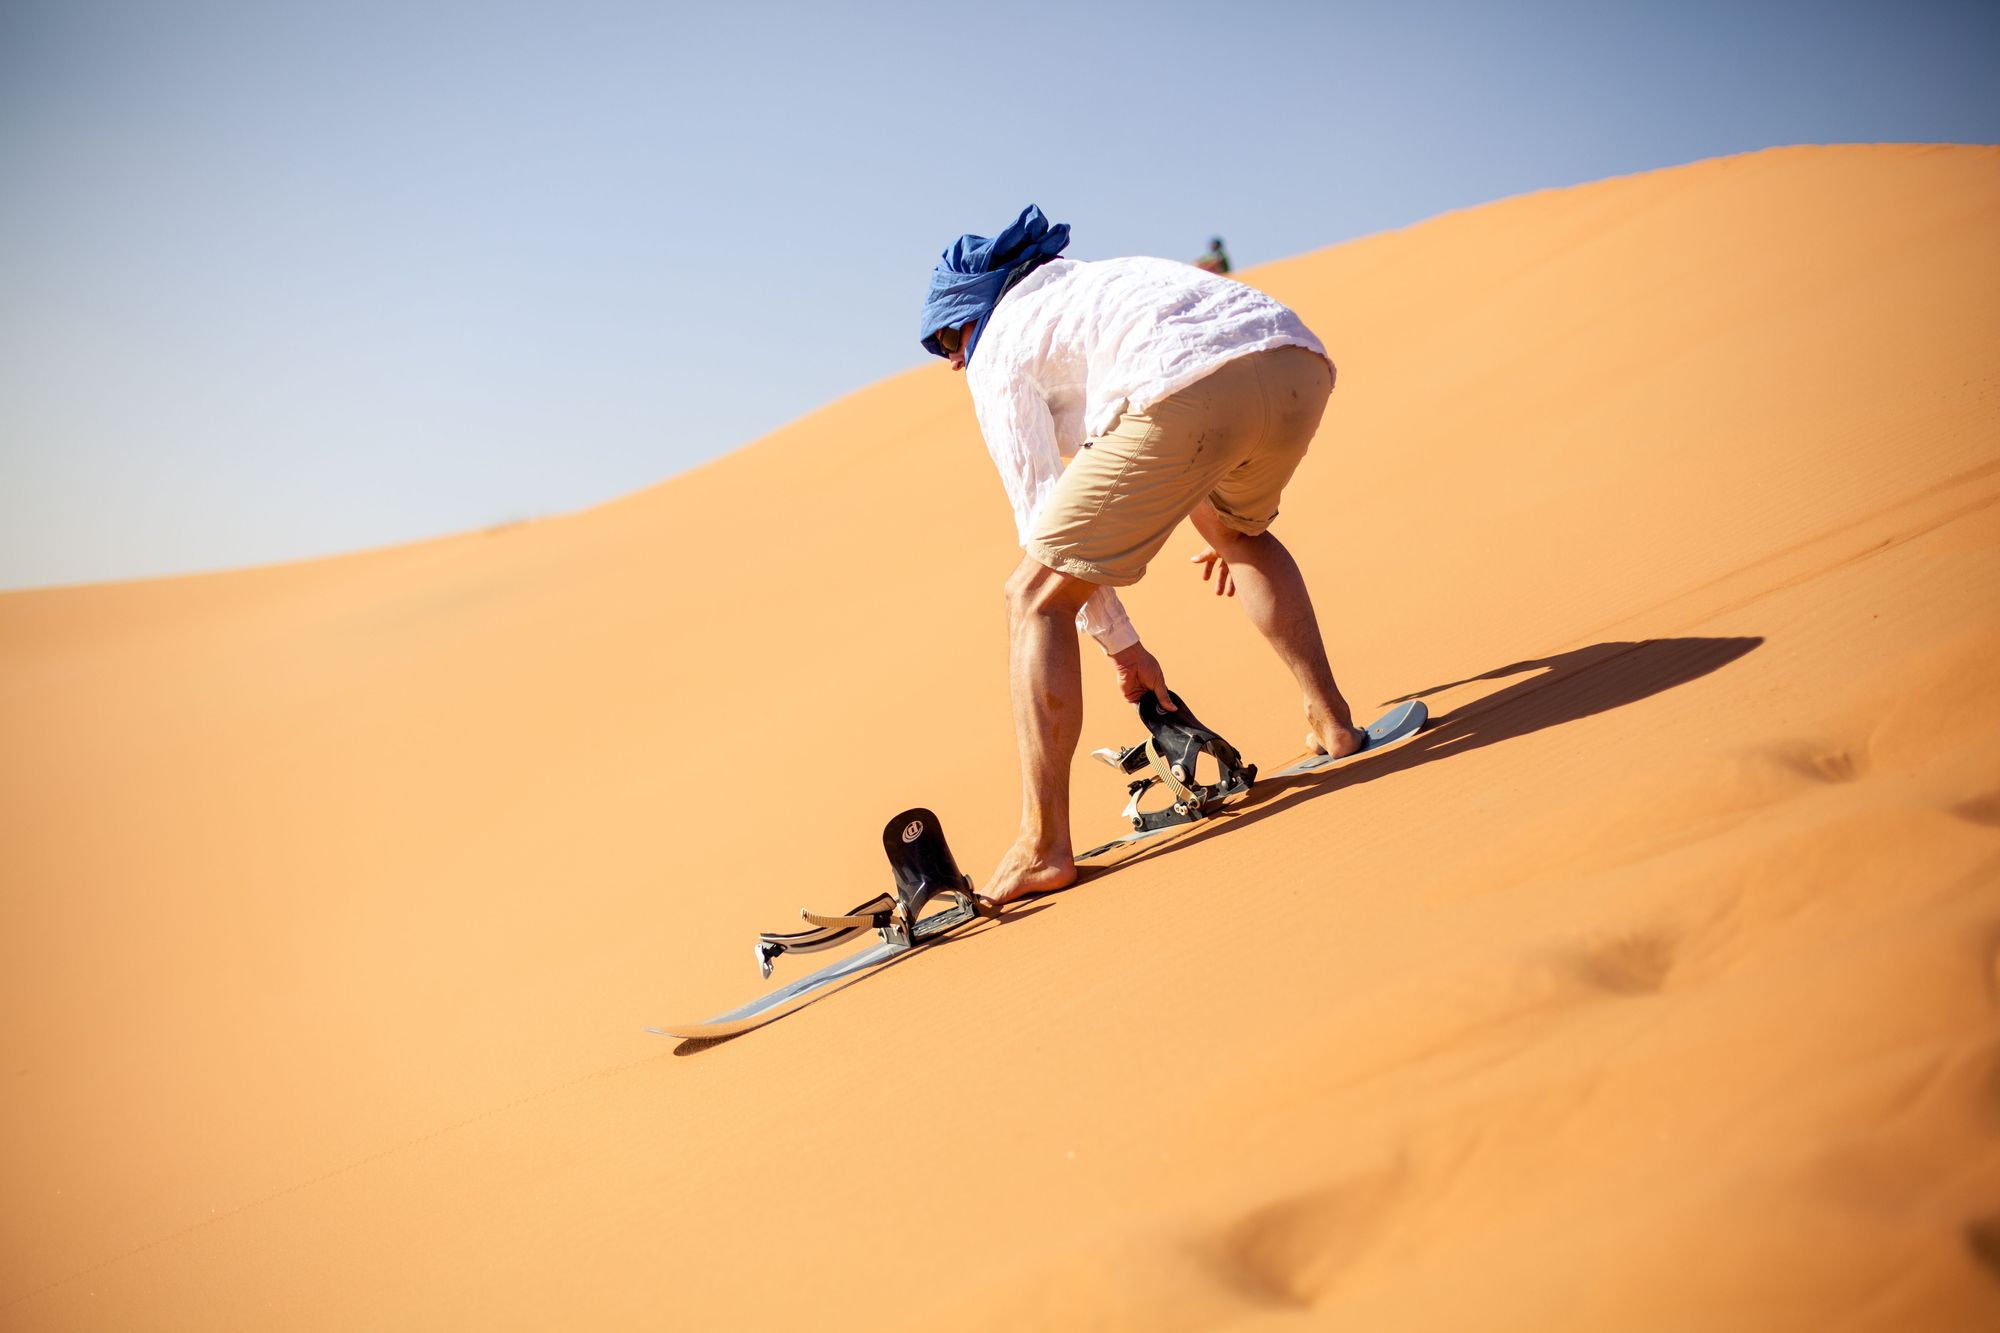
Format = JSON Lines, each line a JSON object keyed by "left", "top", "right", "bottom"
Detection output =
{"left": 965, "top": 256, "right": 1330, "bottom": 656}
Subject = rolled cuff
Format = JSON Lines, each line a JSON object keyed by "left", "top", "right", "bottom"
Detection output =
{"left": 1084, "top": 613, "right": 1140, "bottom": 656}
{"left": 1077, "top": 587, "right": 1139, "bottom": 656}
{"left": 1024, "top": 539, "right": 1141, "bottom": 588}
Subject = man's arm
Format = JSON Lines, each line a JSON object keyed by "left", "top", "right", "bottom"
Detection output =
{"left": 969, "top": 370, "right": 1062, "bottom": 542}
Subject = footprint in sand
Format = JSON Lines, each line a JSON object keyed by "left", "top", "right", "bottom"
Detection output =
{"left": 1764, "top": 739, "right": 1869, "bottom": 785}
{"left": 1562, "top": 928, "right": 1680, "bottom": 997}
{"left": 1965, "top": 1214, "right": 2000, "bottom": 1281}
{"left": 1949, "top": 790, "right": 2000, "bottom": 828}
{"left": 1212, "top": 1167, "right": 1405, "bottom": 1308}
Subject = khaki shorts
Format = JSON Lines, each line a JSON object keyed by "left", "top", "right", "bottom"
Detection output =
{"left": 1027, "top": 346, "right": 1332, "bottom": 586}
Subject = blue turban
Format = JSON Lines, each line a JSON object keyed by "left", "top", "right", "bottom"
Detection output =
{"left": 918, "top": 205, "right": 1070, "bottom": 365}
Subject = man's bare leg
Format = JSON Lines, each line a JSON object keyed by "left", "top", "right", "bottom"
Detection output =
{"left": 981, "top": 555, "right": 1098, "bottom": 910}
{"left": 1190, "top": 502, "right": 1364, "bottom": 758}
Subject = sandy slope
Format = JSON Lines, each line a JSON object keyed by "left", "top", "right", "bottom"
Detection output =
{"left": 2, "top": 144, "right": 1996, "bottom": 1331}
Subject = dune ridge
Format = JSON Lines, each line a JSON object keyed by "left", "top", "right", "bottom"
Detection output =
{"left": 2, "top": 143, "right": 1997, "bottom": 1330}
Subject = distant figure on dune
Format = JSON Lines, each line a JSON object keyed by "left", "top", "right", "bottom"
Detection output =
{"left": 920, "top": 205, "right": 1356, "bottom": 910}
{"left": 1193, "top": 235, "right": 1231, "bottom": 274}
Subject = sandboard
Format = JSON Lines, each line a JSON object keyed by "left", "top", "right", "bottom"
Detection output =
{"left": 648, "top": 900, "right": 978, "bottom": 1041}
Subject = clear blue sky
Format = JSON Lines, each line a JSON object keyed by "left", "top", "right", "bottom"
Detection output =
{"left": 3, "top": 0, "right": 1995, "bottom": 589}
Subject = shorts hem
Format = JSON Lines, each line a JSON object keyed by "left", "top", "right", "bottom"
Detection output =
{"left": 1211, "top": 507, "right": 1276, "bottom": 537}
{"left": 1026, "top": 541, "right": 1139, "bottom": 587}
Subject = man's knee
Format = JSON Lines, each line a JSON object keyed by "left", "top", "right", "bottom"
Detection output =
{"left": 1004, "top": 556, "right": 1092, "bottom": 620}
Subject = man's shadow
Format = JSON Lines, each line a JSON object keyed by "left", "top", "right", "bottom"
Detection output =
{"left": 1089, "top": 636, "right": 1763, "bottom": 876}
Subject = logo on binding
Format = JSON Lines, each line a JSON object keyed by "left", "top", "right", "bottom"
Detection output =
{"left": 901, "top": 820, "right": 924, "bottom": 843}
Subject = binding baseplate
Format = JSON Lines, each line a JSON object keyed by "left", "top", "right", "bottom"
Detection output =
{"left": 1090, "top": 690, "right": 1256, "bottom": 835}
{"left": 752, "top": 806, "right": 976, "bottom": 979}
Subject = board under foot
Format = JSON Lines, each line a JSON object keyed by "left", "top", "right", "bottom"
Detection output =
{"left": 1075, "top": 698, "right": 1428, "bottom": 860}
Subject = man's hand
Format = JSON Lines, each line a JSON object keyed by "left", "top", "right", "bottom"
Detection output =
{"left": 1190, "top": 545, "right": 1235, "bottom": 597}
{"left": 1110, "top": 642, "right": 1174, "bottom": 710}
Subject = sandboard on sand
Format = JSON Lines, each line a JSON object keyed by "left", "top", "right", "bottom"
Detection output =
{"left": 649, "top": 900, "right": 979, "bottom": 1041}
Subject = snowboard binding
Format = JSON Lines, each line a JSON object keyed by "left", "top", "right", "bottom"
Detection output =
{"left": 1092, "top": 690, "right": 1257, "bottom": 835}
{"left": 752, "top": 807, "right": 976, "bottom": 979}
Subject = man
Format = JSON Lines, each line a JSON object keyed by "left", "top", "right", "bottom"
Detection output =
{"left": 1193, "top": 235, "right": 1232, "bottom": 274}
{"left": 919, "top": 206, "right": 1361, "bottom": 909}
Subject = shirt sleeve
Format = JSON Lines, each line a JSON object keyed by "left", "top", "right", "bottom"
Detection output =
{"left": 969, "top": 369, "right": 1142, "bottom": 657}
{"left": 1077, "top": 587, "right": 1139, "bottom": 655}
{"left": 969, "top": 370, "right": 1064, "bottom": 545}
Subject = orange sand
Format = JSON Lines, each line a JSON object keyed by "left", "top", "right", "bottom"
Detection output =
{"left": 3, "top": 144, "right": 1997, "bottom": 1330}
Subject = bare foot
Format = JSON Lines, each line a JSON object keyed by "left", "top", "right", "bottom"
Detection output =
{"left": 976, "top": 838, "right": 1077, "bottom": 914}
{"left": 1304, "top": 700, "right": 1366, "bottom": 759}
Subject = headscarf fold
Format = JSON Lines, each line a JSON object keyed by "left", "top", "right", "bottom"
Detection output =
{"left": 918, "top": 205, "right": 1070, "bottom": 365}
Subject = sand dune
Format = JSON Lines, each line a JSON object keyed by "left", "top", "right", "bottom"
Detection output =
{"left": 2, "top": 143, "right": 1997, "bottom": 1330}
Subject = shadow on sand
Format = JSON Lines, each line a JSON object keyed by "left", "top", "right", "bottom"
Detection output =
{"left": 1085, "top": 635, "right": 1764, "bottom": 879}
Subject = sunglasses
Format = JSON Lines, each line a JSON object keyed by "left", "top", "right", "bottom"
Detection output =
{"left": 935, "top": 323, "right": 964, "bottom": 356}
